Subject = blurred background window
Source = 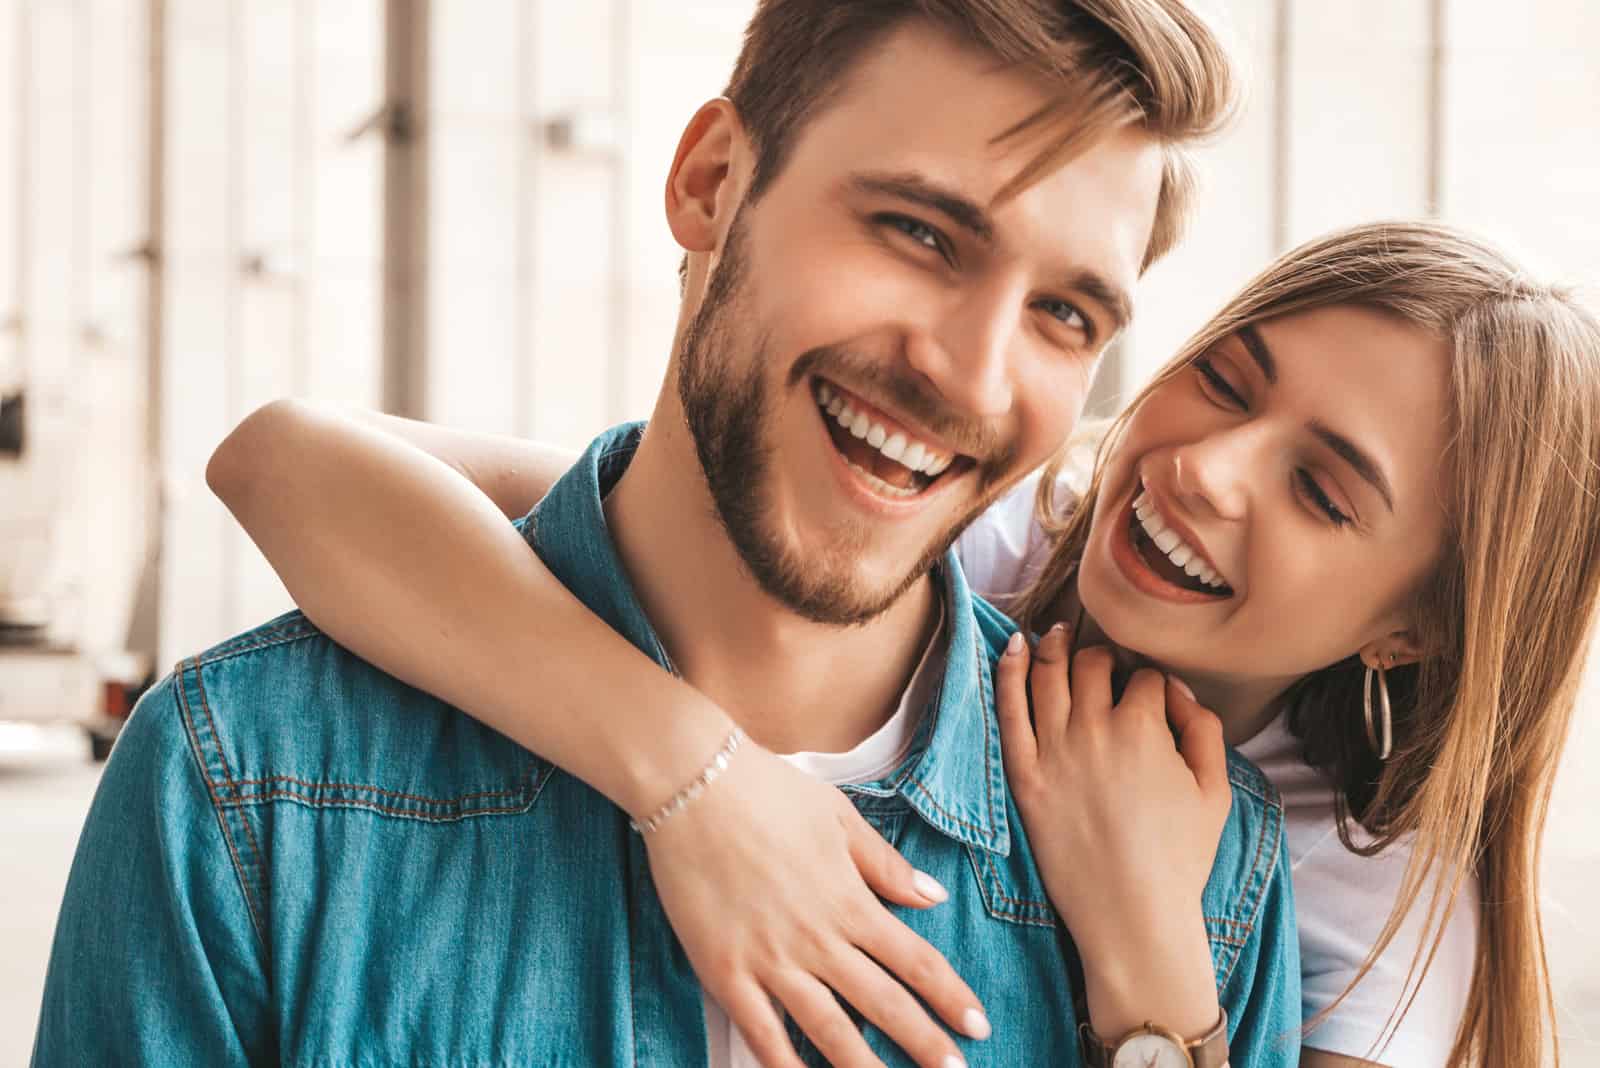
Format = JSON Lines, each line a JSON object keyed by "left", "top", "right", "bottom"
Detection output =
{"left": 1, "top": 1, "right": 1596, "bottom": 1062}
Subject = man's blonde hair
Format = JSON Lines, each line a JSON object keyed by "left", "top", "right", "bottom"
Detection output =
{"left": 716, "top": 1, "right": 1238, "bottom": 271}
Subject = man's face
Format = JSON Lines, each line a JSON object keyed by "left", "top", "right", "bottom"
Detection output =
{"left": 678, "top": 23, "right": 1163, "bottom": 625}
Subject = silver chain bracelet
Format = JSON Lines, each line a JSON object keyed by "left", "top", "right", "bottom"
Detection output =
{"left": 628, "top": 727, "right": 746, "bottom": 834}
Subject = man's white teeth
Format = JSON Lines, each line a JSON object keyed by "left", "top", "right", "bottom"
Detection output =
{"left": 816, "top": 382, "right": 954, "bottom": 478}
{"left": 1132, "top": 489, "right": 1227, "bottom": 590}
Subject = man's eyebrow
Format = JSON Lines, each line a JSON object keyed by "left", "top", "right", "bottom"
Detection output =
{"left": 1309, "top": 420, "right": 1395, "bottom": 514}
{"left": 1237, "top": 324, "right": 1278, "bottom": 384}
{"left": 850, "top": 171, "right": 995, "bottom": 243}
{"left": 848, "top": 169, "right": 1134, "bottom": 336}
{"left": 1071, "top": 272, "right": 1134, "bottom": 337}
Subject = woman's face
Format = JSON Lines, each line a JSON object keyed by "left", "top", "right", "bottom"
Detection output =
{"left": 1077, "top": 304, "right": 1453, "bottom": 692}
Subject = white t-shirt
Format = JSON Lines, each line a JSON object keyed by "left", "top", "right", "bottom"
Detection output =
{"left": 955, "top": 472, "right": 1479, "bottom": 1068}
{"left": 705, "top": 597, "right": 947, "bottom": 1068}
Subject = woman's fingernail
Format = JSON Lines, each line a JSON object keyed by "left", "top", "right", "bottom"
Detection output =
{"left": 1170, "top": 675, "right": 1196, "bottom": 702}
{"left": 962, "top": 1007, "right": 992, "bottom": 1040}
{"left": 1005, "top": 632, "right": 1023, "bottom": 656}
{"left": 943, "top": 1055, "right": 969, "bottom": 1068}
{"left": 913, "top": 870, "right": 949, "bottom": 903}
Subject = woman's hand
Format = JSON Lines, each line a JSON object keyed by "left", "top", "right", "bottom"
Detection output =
{"left": 996, "top": 624, "right": 1229, "bottom": 1040}
{"left": 640, "top": 741, "right": 991, "bottom": 1068}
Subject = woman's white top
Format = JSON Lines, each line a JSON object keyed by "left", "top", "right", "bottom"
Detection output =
{"left": 955, "top": 472, "right": 1480, "bottom": 1068}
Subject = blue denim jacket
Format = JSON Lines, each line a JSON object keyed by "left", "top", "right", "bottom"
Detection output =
{"left": 35, "top": 423, "right": 1299, "bottom": 1067}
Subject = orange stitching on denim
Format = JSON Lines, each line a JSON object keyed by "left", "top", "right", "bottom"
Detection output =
{"left": 176, "top": 664, "right": 266, "bottom": 942}
{"left": 220, "top": 789, "right": 535, "bottom": 821}
{"left": 193, "top": 666, "right": 269, "bottom": 881}
{"left": 196, "top": 618, "right": 321, "bottom": 667}
{"left": 228, "top": 773, "right": 538, "bottom": 808}
{"left": 973, "top": 849, "right": 1056, "bottom": 928}
{"left": 1217, "top": 797, "right": 1283, "bottom": 991}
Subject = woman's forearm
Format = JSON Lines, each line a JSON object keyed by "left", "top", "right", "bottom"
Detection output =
{"left": 206, "top": 399, "right": 734, "bottom": 818}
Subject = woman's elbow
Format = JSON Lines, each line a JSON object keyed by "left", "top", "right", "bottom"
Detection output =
{"left": 206, "top": 397, "right": 316, "bottom": 505}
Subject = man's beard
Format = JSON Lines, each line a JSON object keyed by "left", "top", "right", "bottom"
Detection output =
{"left": 675, "top": 210, "right": 1018, "bottom": 626}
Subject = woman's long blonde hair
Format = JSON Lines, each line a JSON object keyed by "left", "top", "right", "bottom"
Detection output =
{"left": 1013, "top": 222, "right": 1600, "bottom": 1067}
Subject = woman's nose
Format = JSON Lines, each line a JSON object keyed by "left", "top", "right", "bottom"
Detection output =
{"left": 1171, "top": 430, "right": 1254, "bottom": 521}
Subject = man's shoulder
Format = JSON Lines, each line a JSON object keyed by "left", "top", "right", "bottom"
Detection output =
{"left": 162, "top": 611, "right": 549, "bottom": 823}
{"left": 1202, "top": 746, "right": 1292, "bottom": 990}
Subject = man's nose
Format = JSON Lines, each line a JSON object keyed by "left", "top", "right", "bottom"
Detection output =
{"left": 905, "top": 287, "right": 1020, "bottom": 419}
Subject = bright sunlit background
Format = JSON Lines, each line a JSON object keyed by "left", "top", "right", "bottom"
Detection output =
{"left": 1, "top": 1, "right": 1597, "bottom": 1064}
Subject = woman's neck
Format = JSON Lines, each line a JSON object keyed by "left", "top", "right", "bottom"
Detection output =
{"left": 1043, "top": 576, "right": 1287, "bottom": 748}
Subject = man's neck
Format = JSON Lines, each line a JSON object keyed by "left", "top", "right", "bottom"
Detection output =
{"left": 602, "top": 415, "right": 942, "bottom": 756}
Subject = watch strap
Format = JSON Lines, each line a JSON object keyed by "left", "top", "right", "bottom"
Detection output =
{"left": 1078, "top": 1008, "right": 1229, "bottom": 1068}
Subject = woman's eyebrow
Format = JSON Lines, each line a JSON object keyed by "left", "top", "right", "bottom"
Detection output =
{"left": 1309, "top": 419, "right": 1395, "bottom": 513}
{"left": 1237, "top": 324, "right": 1277, "bottom": 384}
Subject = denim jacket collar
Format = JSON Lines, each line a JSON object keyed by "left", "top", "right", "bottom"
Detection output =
{"left": 529, "top": 423, "right": 1012, "bottom": 857}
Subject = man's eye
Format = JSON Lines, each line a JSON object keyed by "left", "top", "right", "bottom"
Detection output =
{"left": 884, "top": 215, "right": 943, "bottom": 252}
{"left": 1036, "top": 298, "right": 1088, "bottom": 332}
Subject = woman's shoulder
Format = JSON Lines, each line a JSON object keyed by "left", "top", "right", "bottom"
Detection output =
{"left": 1242, "top": 717, "right": 1478, "bottom": 1066}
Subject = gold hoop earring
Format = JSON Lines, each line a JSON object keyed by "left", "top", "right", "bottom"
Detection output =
{"left": 1363, "top": 661, "right": 1393, "bottom": 760}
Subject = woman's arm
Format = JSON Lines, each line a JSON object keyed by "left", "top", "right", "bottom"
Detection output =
{"left": 208, "top": 398, "right": 724, "bottom": 817}
{"left": 206, "top": 399, "right": 989, "bottom": 1068}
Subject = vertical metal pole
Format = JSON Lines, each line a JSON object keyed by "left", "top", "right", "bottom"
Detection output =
{"left": 381, "top": 0, "right": 429, "bottom": 419}
{"left": 130, "top": 0, "right": 168, "bottom": 663}
{"left": 512, "top": 0, "right": 535, "bottom": 437}
{"left": 292, "top": 0, "right": 313, "bottom": 395}
{"left": 1425, "top": 0, "right": 1447, "bottom": 217}
{"left": 73, "top": 0, "right": 90, "bottom": 371}
{"left": 220, "top": 0, "right": 243, "bottom": 629}
{"left": 1270, "top": 0, "right": 1293, "bottom": 253}
{"left": 606, "top": 0, "right": 631, "bottom": 424}
{"left": 144, "top": 0, "right": 165, "bottom": 479}
{"left": 11, "top": 1, "right": 34, "bottom": 392}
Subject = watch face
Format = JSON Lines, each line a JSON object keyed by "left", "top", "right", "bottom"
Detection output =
{"left": 1112, "top": 1032, "right": 1190, "bottom": 1068}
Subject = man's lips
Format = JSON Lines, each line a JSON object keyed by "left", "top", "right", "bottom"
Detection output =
{"left": 813, "top": 378, "right": 974, "bottom": 499}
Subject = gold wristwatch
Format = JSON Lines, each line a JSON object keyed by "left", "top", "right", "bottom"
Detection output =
{"left": 1079, "top": 1007, "right": 1229, "bottom": 1068}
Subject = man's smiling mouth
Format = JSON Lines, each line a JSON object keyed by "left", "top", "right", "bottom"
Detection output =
{"left": 813, "top": 378, "right": 969, "bottom": 500}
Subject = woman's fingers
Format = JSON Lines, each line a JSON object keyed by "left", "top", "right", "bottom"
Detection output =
{"left": 1028, "top": 624, "right": 1072, "bottom": 742}
{"left": 1068, "top": 644, "right": 1116, "bottom": 727}
{"left": 1165, "top": 677, "right": 1229, "bottom": 799}
{"left": 767, "top": 971, "right": 892, "bottom": 1068}
{"left": 852, "top": 902, "right": 991, "bottom": 1043}
{"left": 826, "top": 943, "right": 978, "bottom": 1068}
{"left": 719, "top": 980, "right": 809, "bottom": 1068}
{"left": 995, "top": 632, "right": 1037, "bottom": 772}
{"left": 844, "top": 805, "right": 949, "bottom": 908}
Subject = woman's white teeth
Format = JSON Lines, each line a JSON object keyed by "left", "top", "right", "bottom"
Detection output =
{"left": 818, "top": 383, "right": 954, "bottom": 479}
{"left": 1132, "top": 489, "right": 1227, "bottom": 590}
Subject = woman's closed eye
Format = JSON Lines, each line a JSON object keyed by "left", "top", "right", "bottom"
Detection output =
{"left": 1194, "top": 355, "right": 1247, "bottom": 409}
{"left": 1295, "top": 469, "right": 1353, "bottom": 527}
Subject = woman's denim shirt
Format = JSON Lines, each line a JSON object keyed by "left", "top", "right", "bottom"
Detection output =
{"left": 35, "top": 423, "right": 1300, "bottom": 1067}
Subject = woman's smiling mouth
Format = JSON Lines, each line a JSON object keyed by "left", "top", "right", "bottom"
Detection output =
{"left": 1112, "top": 482, "right": 1236, "bottom": 603}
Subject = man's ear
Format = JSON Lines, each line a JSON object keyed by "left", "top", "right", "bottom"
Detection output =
{"left": 665, "top": 98, "right": 750, "bottom": 256}
{"left": 1358, "top": 630, "right": 1425, "bottom": 671}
